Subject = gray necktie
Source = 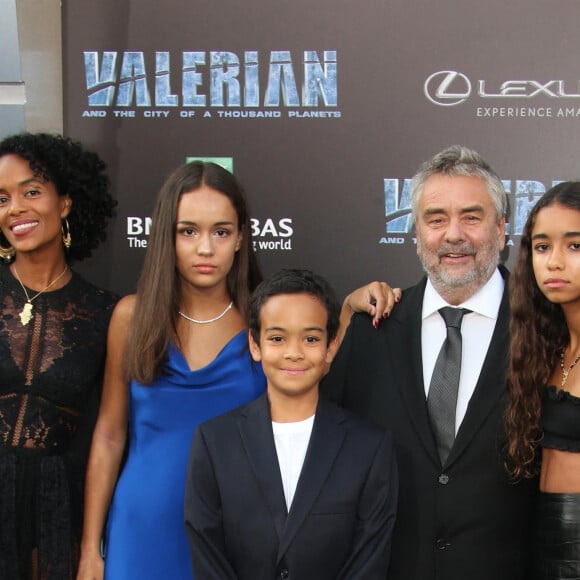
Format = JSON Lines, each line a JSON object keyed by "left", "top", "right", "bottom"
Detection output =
{"left": 427, "top": 307, "right": 471, "bottom": 466}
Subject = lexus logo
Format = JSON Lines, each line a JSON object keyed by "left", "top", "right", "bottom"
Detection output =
{"left": 424, "top": 71, "right": 471, "bottom": 106}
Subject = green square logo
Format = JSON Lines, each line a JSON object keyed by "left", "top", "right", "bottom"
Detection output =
{"left": 186, "top": 156, "right": 234, "bottom": 173}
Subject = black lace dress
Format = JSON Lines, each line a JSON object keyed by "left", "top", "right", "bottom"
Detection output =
{"left": 0, "top": 266, "right": 118, "bottom": 580}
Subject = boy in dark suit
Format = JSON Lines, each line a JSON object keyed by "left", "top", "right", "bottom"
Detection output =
{"left": 185, "top": 268, "right": 397, "bottom": 580}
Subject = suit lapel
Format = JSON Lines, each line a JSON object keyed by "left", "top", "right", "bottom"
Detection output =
{"left": 446, "top": 268, "right": 509, "bottom": 467}
{"left": 386, "top": 280, "right": 440, "bottom": 465}
{"left": 276, "top": 397, "right": 346, "bottom": 562}
{"left": 238, "top": 393, "right": 287, "bottom": 543}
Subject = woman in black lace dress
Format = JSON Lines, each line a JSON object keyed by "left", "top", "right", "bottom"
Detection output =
{"left": 0, "top": 133, "right": 118, "bottom": 580}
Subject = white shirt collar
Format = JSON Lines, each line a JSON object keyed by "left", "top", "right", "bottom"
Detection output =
{"left": 422, "top": 268, "right": 504, "bottom": 321}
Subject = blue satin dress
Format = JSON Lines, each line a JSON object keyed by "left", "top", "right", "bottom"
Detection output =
{"left": 103, "top": 331, "right": 265, "bottom": 579}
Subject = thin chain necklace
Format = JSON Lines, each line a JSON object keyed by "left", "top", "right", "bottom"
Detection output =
{"left": 560, "top": 349, "right": 580, "bottom": 388}
{"left": 13, "top": 263, "right": 69, "bottom": 326}
{"left": 179, "top": 301, "right": 233, "bottom": 324}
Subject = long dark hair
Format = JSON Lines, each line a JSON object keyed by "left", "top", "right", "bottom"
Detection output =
{"left": 125, "top": 161, "right": 262, "bottom": 384}
{"left": 504, "top": 181, "right": 580, "bottom": 479}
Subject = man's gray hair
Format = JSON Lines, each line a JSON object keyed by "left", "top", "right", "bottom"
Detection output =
{"left": 410, "top": 145, "right": 507, "bottom": 223}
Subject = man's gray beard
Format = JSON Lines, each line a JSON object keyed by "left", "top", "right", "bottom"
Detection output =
{"left": 418, "top": 238, "right": 500, "bottom": 293}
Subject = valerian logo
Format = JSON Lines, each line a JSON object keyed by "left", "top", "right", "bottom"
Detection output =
{"left": 83, "top": 50, "right": 337, "bottom": 108}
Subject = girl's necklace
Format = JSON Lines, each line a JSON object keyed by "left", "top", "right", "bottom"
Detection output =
{"left": 560, "top": 349, "right": 580, "bottom": 388}
{"left": 178, "top": 301, "right": 233, "bottom": 324}
{"left": 13, "top": 264, "right": 69, "bottom": 325}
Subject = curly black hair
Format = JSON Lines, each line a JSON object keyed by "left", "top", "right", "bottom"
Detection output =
{"left": 0, "top": 132, "right": 116, "bottom": 262}
{"left": 504, "top": 182, "right": 580, "bottom": 480}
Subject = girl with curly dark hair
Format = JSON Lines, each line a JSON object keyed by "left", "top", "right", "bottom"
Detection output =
{"left": 0, "top": 133, "right": 118, "bottom": 580}
{"left": 505, "top": 181, "right": 580, "bottom": 579}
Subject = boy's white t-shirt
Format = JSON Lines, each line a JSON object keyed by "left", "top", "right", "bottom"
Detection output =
{"left": 272, "top": 415, "right": 315, "bottom": 511}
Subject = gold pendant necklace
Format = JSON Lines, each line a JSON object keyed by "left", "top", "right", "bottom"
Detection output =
{"left": 560, "top": 349, "right": 580, "bottom": 388}
{"left": 13, "top": 264, "right": 69, "bottom": 325}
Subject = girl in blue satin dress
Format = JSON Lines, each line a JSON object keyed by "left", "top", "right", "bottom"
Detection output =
{"left": 77, "top": 162, "right": 266, "bottom": 579}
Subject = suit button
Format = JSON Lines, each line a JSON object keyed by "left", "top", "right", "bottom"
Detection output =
{"left": 436, "top": 538, "right": 450, "bottom": 550}
{"left": 438, "top": 473, "right": 450, "bottom": 485}
{"left": 280, "top": 569, "right": 289, "bottom": 579}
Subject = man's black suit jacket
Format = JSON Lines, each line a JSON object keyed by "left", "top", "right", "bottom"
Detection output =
{"left": 322, "top": 270, "right": 535, "bottom": 580}
{"left": 185, "top": 393, "right": 398, "bottom": 580}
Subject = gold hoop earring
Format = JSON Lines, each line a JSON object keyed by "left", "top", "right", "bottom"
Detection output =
{"left": 0, "top": 242, "right": 15, "bottom": 261}
{"left": 61, "top": 219, "right": 72, "bottom": 249}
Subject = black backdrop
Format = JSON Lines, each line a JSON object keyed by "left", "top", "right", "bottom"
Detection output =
{"left": 62, "top": 0, "right": 580, "bottom": 297}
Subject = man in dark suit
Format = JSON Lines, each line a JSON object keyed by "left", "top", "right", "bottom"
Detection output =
{"left": 323, "top": 145, "right": 535, "bottom": 580}
{"left": 185, "top": 269, "right": 398, "bottom": 580}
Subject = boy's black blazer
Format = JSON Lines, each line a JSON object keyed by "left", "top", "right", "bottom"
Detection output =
{"left": 185, "top": 393, "right": 397, "bottom": 580}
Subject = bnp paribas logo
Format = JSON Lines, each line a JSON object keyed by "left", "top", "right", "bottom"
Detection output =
{"left": 186, "top": 156, "right": 234, "bottom": 173}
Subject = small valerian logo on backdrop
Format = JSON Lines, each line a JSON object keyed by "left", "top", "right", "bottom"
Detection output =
{"left": 379, "top": 178, "right": 562, "bottom": 245}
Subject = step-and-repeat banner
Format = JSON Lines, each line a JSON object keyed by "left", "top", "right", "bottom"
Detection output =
{"left": 62, "top": 0, "right": 580, "bottom": 298}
